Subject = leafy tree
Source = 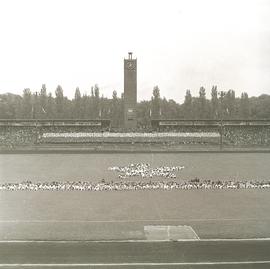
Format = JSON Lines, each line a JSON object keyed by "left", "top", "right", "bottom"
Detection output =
{"left": 32, "top": 92, "right": 39, "bottom": 119}
{"left": 183, "top": 90, "right": 192, "bottom": 119}
{"left": 211, "top": 86, "right": 218, "bottom": 119}
{"left": 119, "top": 92, "right": 125, "bottom": 126}
{"left": 240, "top": 92, "right": 250, "bottom": 118}
{"left": 39, "top": 84, "right": 47, "bottom": 118}
{"left": 198, "top": 87, "right": 207, "bottom": 118}
{"left": 74, "top": 87, "right": 82, "bottom": 118}
{"left": 162, "top": 99, "right": 179, "bottom": 119}
{"left": 224, "top": 90, "right": 236, "bottom": 119}
{"left": 218, "top": 91, "right": 226, "bottom": 119}
{"left": 47, "top": 92, "right": 55, "bottom": 118}
{"left": 81, "top": 93, "right": 89, "bottom": 119}
{"left": 91, "top": 84, "right": 100, "bottom": 118}
{"left": 151, "top": 86, "right": 161, "bottom": 119}
{"left": 110, "top": 90, "right": 120, "bottom": 127}
{"left": 22, "top": 88, "right": 32, "bottom": 118}
{"left": 63, "top": 96, "right": 73, "bottom": 118}
{"left": 0, "top": 93, "right": 21, "bottom": 118}
{"left": 250, "top": 94, "right": 270, "bottom": 119}
{"left": 55, "top": 85, "right": 64, "bottom": 118}
{"left": 137, "top": 100, "right": 151, "bottom": 128}
{"left": 1, "top": 84, "right": 270, "bottom": 124}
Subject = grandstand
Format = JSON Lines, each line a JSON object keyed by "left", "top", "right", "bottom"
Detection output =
{"left": 152, "top": 119, "right": 270, "bottom": 147}
{"left": 0, "top": 119, "right": 111, "bottom": 128}
{"left": 1, "top": 119, "right": 270, "bottom": 149}
{"left": 0, "top": 119, "right": 110, "bottom": 148}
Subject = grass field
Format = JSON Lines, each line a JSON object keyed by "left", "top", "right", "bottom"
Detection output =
{"left": 1, "top": 189, "right": 270, "bottom": 240}
{"left": 0, "top": 152, "right": 269, "bottom": 241}
{"left": 0, "top": 152, "right": 270, "bottom": 181}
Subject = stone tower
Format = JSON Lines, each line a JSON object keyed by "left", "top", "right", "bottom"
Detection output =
{"left": 124, "top": 52, "right": 137, "bottom": 129}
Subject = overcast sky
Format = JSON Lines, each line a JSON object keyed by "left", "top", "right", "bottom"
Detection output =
{"left": 0, "top": 0, "right": 269, "bottom": 102}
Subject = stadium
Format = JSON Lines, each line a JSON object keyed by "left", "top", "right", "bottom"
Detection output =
{"left": 1, "top": 51, "right": 270, "bottom": 268}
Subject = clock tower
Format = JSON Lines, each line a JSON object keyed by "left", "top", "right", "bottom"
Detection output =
{"left": 124, "top": 52, "right": 137, "bottom": 129}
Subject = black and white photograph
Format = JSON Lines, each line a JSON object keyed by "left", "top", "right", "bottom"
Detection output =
{"left": 0, "top": 0, "right": 270, "bottom": 268}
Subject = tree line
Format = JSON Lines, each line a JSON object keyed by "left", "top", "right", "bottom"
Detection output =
{"left": 0, "top": 84, "right": 270, "bottom": 127}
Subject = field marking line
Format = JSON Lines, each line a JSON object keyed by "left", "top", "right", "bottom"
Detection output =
{"left": 1, "top": 261, "right": 270, "bottom": 267}
{"left": 1, "top": 217, "right": 270, "bottom": 223}
{"left": 1, "top": 238, "right": 270, "bottom": 243}
{"left": 188, "top": 226, "right": 200, "bottom": 239}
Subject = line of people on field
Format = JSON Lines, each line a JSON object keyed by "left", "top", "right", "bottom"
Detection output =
{"left": 1, "top": 178, "right": 270, "bottom": 191}
{"left": 108, "top": 163, "right": 185, "bottom": 179}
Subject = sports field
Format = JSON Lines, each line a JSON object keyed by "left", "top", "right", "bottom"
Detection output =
{"left": 0, "top": 152, "right": 269, "bottom": 181}
{"left": 0, "top": 152, "right": 270, "bottom": 268}
{"left": 1, "top": 189, "right": 270, "bottom": 240}
{"left": 0, "top": 152, "right": 270, "bottom": 241}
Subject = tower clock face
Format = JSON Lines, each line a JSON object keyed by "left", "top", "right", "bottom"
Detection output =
{"left": 126, "top": 62, "right": 135, "bottom": 70}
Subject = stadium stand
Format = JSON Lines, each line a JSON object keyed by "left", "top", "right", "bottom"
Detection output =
{"left": 152, "top": 119, "right": 270, "bottom": 147}
{"left": 40, "top": 132, "right": 220, "bottom": 144}
{"left": 0, "top": 119, "right": 270, "bottom": 148}
{"left": 0, "top": 126, "right": 37, "bottom": 148}
{"left": 223, "top": 126, "right": 270, "bottom": 146}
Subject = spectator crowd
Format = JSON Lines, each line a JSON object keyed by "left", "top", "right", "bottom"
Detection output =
{"left": 0, "top": 127, "right": 37, "bottom": 148}
{"left": 1, "top": 125, "right": 270, "bottom": 148}
{"left": 40, "top": 132, "right": 219, "bottom": 144}
{"left": 224, "top": 127, "right": 270, "bottom": 146}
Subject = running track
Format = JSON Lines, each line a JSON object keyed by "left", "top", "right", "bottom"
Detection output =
{"left": 1, "top": 240, "right": 270, "bottom": 268}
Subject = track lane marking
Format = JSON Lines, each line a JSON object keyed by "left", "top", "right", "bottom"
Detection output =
{"left": 1, "top": 217, "right": 270, "bottom": 223}
{"left": 1, "top": 238, "right": 270, "bottom": 243}
{"left": 1, "top": 261, "right": 270, "bottom": 266}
